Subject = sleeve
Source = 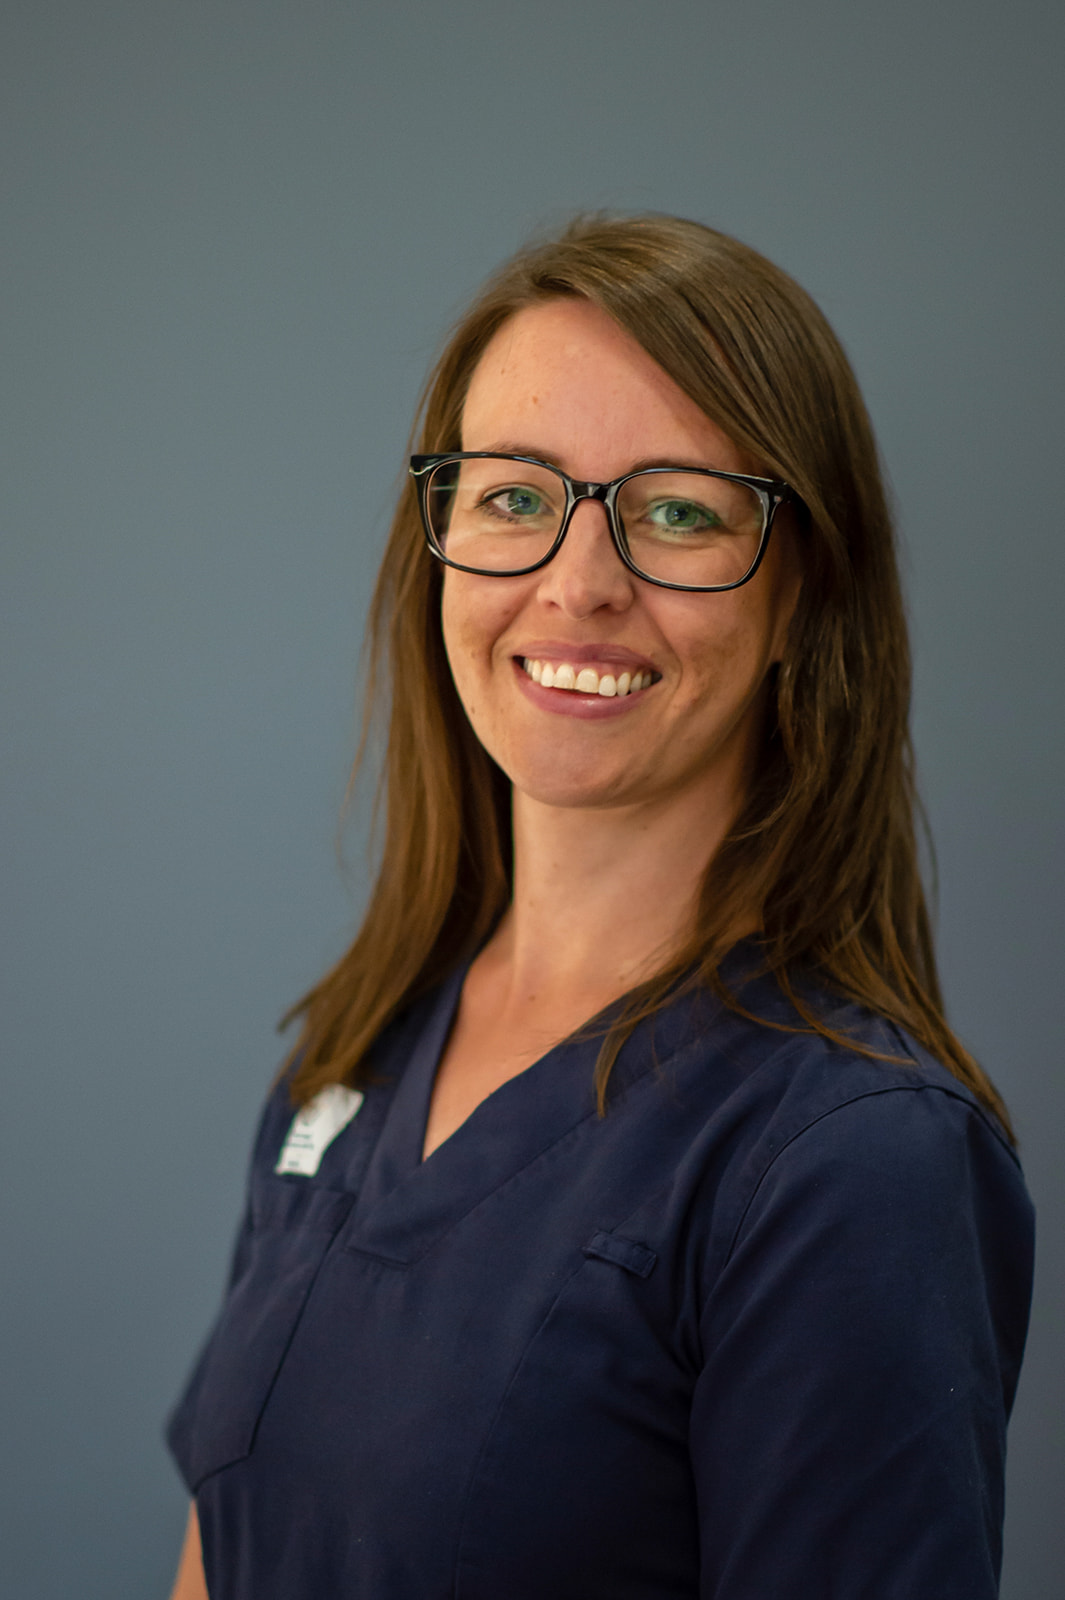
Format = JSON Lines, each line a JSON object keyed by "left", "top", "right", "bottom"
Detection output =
{"left": 691, "top": 1085, "right": 1035, "bottom": 1600}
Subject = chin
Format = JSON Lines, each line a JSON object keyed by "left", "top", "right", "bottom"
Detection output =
{"left": 507, "top": 758, "right": 648, "bottom": 812}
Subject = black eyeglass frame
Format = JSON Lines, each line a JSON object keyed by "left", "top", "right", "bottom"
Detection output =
{"left": 409, "top": 452, "right": 796, "bottom": 593}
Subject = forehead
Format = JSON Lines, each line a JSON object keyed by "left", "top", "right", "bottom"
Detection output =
{"left": 461, "top": 298, "right": 749, "bottom": 480}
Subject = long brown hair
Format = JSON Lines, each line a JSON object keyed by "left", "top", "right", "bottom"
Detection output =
{"left": 284, "top": 213, "right": 1013, "bottom": 1140}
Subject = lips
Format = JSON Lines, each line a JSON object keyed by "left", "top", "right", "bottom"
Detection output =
{"left": 514, "top": 638, "right": 660, "bottom": 694}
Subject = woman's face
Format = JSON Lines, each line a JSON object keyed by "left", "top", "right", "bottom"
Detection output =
{"left": 441, "top": 297, "right": 800, "bottom": 821}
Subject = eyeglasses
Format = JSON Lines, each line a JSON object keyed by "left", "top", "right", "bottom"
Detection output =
{"left": 410, "top": 452, "right": 795, "bottom": 592}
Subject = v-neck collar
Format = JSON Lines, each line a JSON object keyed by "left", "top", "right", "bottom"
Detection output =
{"left": 343, "top": 958, "right": 734, "bottom": 1267}
{"left": 354, "top": 962, "right": 468, "bottom": 1212}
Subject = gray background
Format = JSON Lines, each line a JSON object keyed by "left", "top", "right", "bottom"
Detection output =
{"left": 2, "top": 1, "right": 1062, "bottom": 1595}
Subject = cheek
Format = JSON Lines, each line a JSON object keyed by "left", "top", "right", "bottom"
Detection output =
{"left": 440, "top": 573, "right": 517, "bottom": 719}
{"left": 441, "top": 574, "right": 484, "bottom": 671}
{"left": 663, "top": 595, "right": 764, "bottom": 695}
{"left": 660, "top": 593, "right": 784, "bottom": 754}
{"left": 440, "top": 589, "right": 478, "bottom": 721}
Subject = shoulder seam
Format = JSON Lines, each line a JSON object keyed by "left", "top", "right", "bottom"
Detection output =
{"left": 721, "top": 1080, "right": 1002, "bottom": 1271}
{"left": 884, "top": 1019, "right": 1020, "bottom": 1164}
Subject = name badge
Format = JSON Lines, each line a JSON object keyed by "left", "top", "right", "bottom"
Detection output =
{"left": 275, "top": 1083, "right": 364, "bottom": 1176}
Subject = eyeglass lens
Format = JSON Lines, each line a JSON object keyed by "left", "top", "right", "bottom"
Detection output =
{"left": 424, "top": 457, "right": 765, "bottom": 587}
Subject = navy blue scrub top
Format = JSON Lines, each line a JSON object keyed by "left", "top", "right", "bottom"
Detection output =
{"left": 168, "top": 953, "right": 1034, "bottom": 1599}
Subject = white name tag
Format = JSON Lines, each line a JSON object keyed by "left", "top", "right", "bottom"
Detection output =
{"left": 275, "top": 1084, "right": 364, "bottom": 1176}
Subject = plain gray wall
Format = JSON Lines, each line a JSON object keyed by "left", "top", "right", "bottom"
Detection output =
{"left": 2, "top": 2, "right": 1062, "bottom": 1595}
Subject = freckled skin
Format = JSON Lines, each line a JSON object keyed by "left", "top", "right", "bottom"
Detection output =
{"left": 442, "top": 299, "right": 801, "bottom": 827}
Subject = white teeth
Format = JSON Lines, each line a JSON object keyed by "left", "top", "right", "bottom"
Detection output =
{"left": 521, "top": 658, "right": 654, "bottom": 697}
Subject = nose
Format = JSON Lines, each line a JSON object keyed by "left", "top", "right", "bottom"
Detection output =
{"left": 533, "top": 498, "right": 635, "bottom": 618}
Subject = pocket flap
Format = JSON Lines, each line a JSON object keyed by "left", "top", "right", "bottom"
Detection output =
{"left": 582, "top": 1230, "right": 657, "bottom": 1279}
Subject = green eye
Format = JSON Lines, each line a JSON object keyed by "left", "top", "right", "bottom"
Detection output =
{"left": 646, "top": 498, "right": 720, "bottom": 532}
{"left": 488, "top": 486, "right": 545, "bottom": 518}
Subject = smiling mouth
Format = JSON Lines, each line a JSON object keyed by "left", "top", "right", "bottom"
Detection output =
{"left": 520, "top": 658, "right": 659, "bottom": 698}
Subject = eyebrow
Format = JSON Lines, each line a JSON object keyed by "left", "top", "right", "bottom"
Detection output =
{"left": 466, "top": 442, "right": 736, "bottom": 476}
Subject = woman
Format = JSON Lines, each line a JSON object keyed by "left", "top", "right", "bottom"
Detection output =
{"left": 168, "top": 215, "right": 1033, "bottom": 1599}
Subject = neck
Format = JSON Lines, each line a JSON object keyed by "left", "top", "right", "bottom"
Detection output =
{"left": 482, "top": 777, "right": 741, "bottom": 1016}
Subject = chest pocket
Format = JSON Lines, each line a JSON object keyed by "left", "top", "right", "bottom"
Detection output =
{"left": 167, "top": 1178, "right": 355, "bottom": 1490}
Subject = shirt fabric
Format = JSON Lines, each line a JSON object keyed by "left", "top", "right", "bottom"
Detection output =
{"left": 168, "top": 951, "right": 1034, "bottom": 1599}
